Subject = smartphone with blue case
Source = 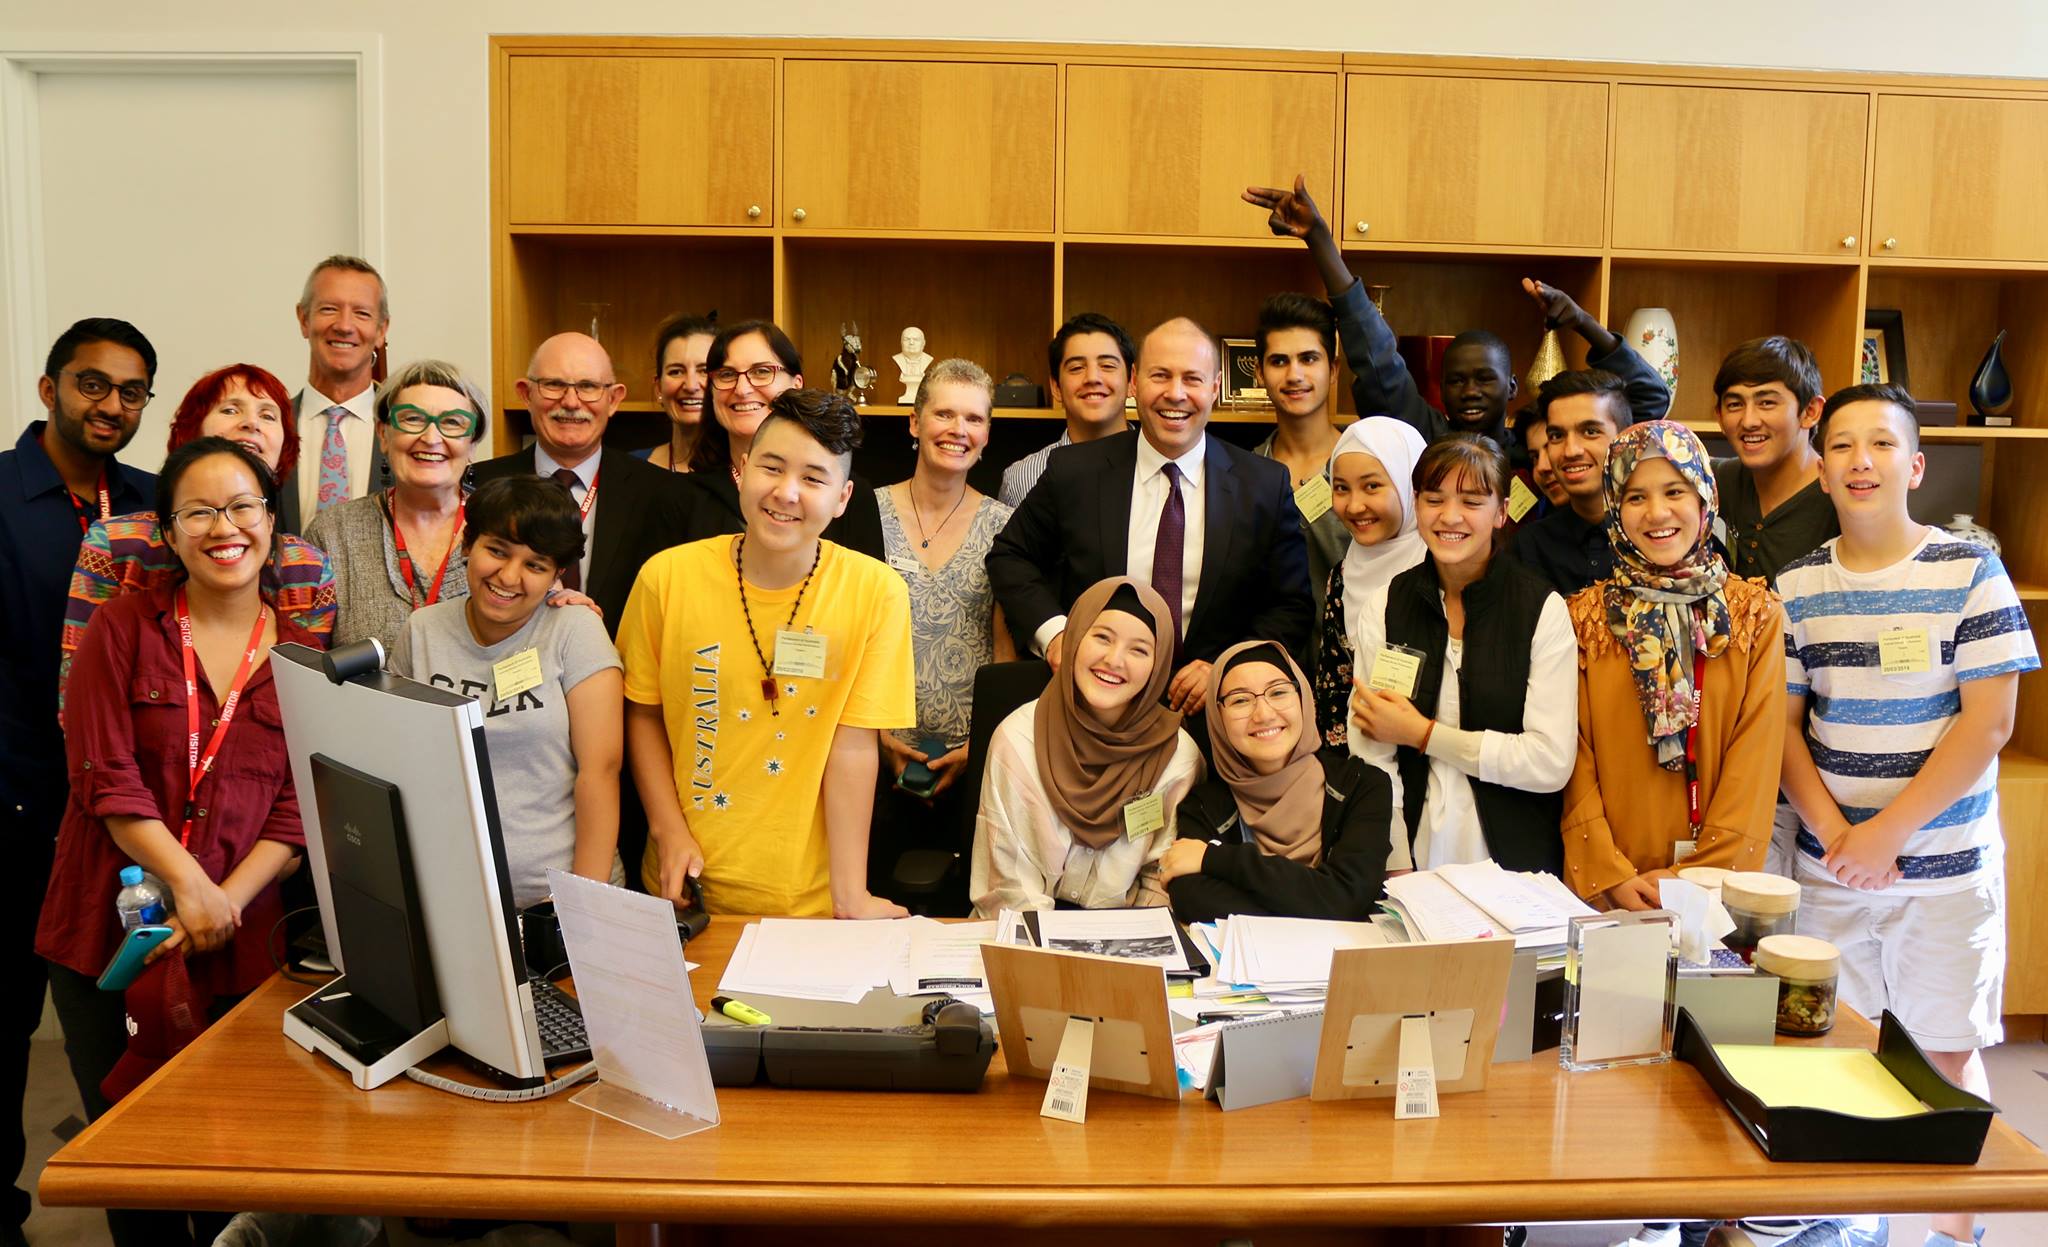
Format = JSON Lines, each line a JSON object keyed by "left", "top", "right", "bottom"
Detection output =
{"left": 97, "top": 925, "right": 174, "bottom": 991}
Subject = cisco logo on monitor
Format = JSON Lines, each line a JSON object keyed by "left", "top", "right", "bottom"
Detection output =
{"left": 341, "top": 822, "right": 364, "bottom": 847}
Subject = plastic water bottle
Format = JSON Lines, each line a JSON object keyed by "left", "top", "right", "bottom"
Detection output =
{"left": 115, "top": 866, "right": 167, "bottom": 930}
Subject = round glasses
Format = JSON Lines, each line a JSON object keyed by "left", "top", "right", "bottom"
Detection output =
{"left": 169, "top": 495, "right": 269, "bottom": 538}
{"left": 1216, "top": 682, "right": 1301, "bottom": 718}
{"left": 710, "top": 363, "right": 787, "bottom": 391}
{"left": 62, "top": 368, "right": 152, "bottom": 411}
{"left": 385, "top": 404, "right": 479, "bottom": 438}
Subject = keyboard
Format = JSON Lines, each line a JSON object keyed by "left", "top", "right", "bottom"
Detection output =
{"left": 531, "top": 978, "right": 591, "bottom": 1064}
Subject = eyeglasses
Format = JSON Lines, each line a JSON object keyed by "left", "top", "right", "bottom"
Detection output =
{"left": 526, "top": 377, "right": 617, "bottom": 402}
{"left": 62, "top": 369, "right": 152, "bottom": 411}
{"left": 386, "top": 403, "right": 479, "bottom": 438}
{"left": 1216, "top": 682, "right": 1301, "bottom": 718}
{"left": 711, "top": 363, "right": 787, "bottom": 390}
{"left": 169, "top": 495, "right": 269, "bottom": 538}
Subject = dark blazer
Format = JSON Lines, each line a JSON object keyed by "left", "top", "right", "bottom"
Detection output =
{"left": 470, "top": 445, "right": 693, "bottom": 639}
{"left": 675, "top": 469, "right": 888, "bottom": 563}
{"left": 985, "top": 429, "right": 1314, "bottom": 669}
{"left": 286, "top": 389, "right": 386, "bottom": 535}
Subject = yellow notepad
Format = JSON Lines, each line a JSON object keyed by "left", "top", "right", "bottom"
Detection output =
{"left": 1711, "top": 1044, "right": 1929, "bottom": 1119}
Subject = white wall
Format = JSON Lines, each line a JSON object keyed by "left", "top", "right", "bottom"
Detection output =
{"left": 4, "top": 0, "right": 2045, "bottom": 435}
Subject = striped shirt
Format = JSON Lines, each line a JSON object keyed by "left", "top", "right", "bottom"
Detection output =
{"left": 1780, "top": 529, "right": 2038, "bottom": 894}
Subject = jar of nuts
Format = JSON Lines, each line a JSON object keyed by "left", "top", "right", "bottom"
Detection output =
{"left": 1755, "top": 934, "right": 1841, "bottom": 1036}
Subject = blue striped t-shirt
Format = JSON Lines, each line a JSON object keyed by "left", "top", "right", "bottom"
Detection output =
{"left": 1780, "top": 529, "right": 2038, "bottom": 894}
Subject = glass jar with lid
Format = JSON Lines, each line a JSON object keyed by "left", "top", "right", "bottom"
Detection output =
{"left": 1721, "top": 872, "right": 1800, "bottom": 962}
{"left": 1755, "top": 934, "right": 1840, "bottom": 1036}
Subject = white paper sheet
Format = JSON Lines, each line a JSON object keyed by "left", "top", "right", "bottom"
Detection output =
{"left": 1034, "top": 907, "right": 1189, "bottom": 972}
{"left": 1215, "top": 915, "right": 1386, "bottom": 990}
{"left": 1438, "top": 860, "right": 1575, "bottom": 933}
{"left": 1382, "top": 871, "right": 1501, "bottom": 942}
{"left": 545, "top": 870, "right": 718, "bottom": 1127}
{"left": 887, "top": 917, "right": 997, "bottom": 996}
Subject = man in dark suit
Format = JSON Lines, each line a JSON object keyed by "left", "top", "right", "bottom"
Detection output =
{"left": 476, "top": 332, "right": 693, "bottom": 893}
{"left": 987, "top": 317, "right": 1313, "bottom": 715}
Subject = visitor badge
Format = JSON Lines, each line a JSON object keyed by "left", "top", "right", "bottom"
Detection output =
{"left": 1293, "top": 475, "right": 1333, "bottom": 523}
{"left": 1122, "top": 791, "right": 1166, "bottom": 841}
{"left": 1367, "top": 644, "right": 1426, "bottom": 700}
{"left": 1507, "top": 476, "right": 1540, "bottom": 522}
{"left": 772, "top": 629, "right": 828, "bottom": 679}
{"left": 492, "top": 648, "right": 545, "bottom": 702}
{"left": 1877, "top": 627, "right": 1933, "bottom": 676}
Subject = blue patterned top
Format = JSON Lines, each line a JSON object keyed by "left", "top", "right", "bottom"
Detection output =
{"left": 877, "top": 489, "right": 1013, "bottom": 747}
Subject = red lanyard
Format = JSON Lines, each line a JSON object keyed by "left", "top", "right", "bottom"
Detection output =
{"left": 577, "top": 472, "right": 599, "bottom": 523}
{"left": 1683, "top": 647, "right": 1707, "bottom": 835}
{"left": 388, "top": 491, "right": 464, "bottom": 608}
{"left": 68, "top": 469, "right": 110, "bottom": 536}
{"left": 174, "top": 588, "right": 271, "bottom": 849}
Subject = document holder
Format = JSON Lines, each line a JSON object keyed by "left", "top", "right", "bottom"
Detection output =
{"left": 1311, "top": 937, "right": 1514, "bottom": 1103}
{"left": 982, "top": 943, "right": 1179, "bottom": 1101}
{"left": 1675, "top": 1007, "right": 1996, "bottom": 1163}
{"left": 1204, "top": 1009, "right": 1323, "bottom": 1111}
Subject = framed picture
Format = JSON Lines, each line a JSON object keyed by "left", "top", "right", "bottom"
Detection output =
{"left": 1862, "top": 308, "right": 1910, "bottom": 392}
{"left": 1220, "top": 338, "right": 1268, "bottom": 404}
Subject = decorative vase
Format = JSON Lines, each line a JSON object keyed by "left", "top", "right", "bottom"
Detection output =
{"left": 1945, "top": 514, "right": 2002, "bottom": 556}
{"left": 1969, "top": 329, "right": 2013, "bottom": 418}
{"left": 1624, "top": 308, "right": 1679, "bottom": 393}
{"left": 1526, "top": 328, "right": 1567, "bottom": 395}
{"left": 1365, "top": 284, "right": 1392, "bottom": 326}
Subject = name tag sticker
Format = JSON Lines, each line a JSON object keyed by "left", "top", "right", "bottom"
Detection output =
{"left": 1293, "top": 475, "right": 1333, "bottom": 523}
{"left": 888, "top": 553, "right": 924, "bottom": 577}
{"left": 1507, "top": 476, "right": 1540, "bottom": 522}
{"left": 772, "top": 630, "right": 828, "bottom": 679}
{"left": 1122, "top": 791, "right": 1166, "bottom": 842}
{"left": 1878, "top": 627, "right": 1933, "bottom": 675}
{"left": 1367, "top": 644, "right": 1426, "bottom": 700}
{"left": 492, "top": 648, "right": 544, "bottom": 702}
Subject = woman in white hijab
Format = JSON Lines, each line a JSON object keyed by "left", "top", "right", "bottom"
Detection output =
{"left": 1310, "top": 416, "right": 1428, "bottom": 746}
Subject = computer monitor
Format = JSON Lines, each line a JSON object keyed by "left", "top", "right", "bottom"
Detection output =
{"left": 271, "top": 640, "right": 551, "bottom": 1086}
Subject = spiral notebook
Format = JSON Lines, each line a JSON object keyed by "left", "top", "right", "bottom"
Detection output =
{"left": 1203, "top": 1008, "right": 1324, "bottom": 1112}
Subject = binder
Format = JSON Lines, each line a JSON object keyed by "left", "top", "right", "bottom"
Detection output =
{"left": 1204, "top": 1009, "right": 1324, "bottom": 1111}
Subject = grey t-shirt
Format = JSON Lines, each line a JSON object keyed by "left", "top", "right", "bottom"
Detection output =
{"left": 395, "top": 600, "right": 625, "bottom": 908}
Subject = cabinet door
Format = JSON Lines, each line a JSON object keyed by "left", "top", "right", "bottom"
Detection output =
{"left": 505, "top": 56, "right": 773, "bottom": 227}
{"left": 781, "top": 60, "right": 1055, "bottom": 233}
{"left": 1343, "top": 75, "right": 1607, "bottom": 248}
{"left": 1065, "top": 65, "right": 1337, "bottom": 238}
{"left": 1610, "top": 85, "right": 1868, "bottom": 255}
{"left": 1872, "top": 95, "right": 2048, "bottom": 262}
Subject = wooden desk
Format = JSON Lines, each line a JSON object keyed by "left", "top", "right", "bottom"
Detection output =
{"left": 38, "top": 918, "right": 2048, "bottom": 1244}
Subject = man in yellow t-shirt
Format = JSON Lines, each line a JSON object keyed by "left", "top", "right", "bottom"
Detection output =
{"left": 618, "top": 388, "right": 914, "bottom": 919}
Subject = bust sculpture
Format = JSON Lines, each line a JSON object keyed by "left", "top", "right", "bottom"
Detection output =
{"left": 894, "top": 327, "right": 932, "bottom": 405}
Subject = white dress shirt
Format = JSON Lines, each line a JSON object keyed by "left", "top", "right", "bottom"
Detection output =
{"left": 969, "top": 702, "right": 1207, "bottom": 915}
{"left": 1347, "top": 582, "right": 1577, "bottom": 872}
{"left": 534, "top": 443, "right": 601, "bottom": 590}
{"left": 1032, "top": 433, "right": 1208, "bottom": 657}
{"left": 295, "top": 382, "right": 378, "bottom": 520}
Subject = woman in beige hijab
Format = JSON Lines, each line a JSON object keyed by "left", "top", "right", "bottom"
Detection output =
{"left": 969, "top": 577, "right": 1205, "bottom": 915}
{"left": 1158, "top": 640, "right": 1395, "bottom": 922}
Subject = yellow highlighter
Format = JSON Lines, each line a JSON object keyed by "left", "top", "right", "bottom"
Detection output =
{"left": 711, "top": 995, "right": 772, "bottom": 1026}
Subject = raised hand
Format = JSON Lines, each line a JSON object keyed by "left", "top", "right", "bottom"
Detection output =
{"left": 1242, "top": 173, "right": 1328, "bottom": 240}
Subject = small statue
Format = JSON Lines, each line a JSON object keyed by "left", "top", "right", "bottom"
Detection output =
{"left": 831, "top": 323, "right": 877, "bottom": 405}
{"left": 894, "top": 326, "right": 933, "bottom": 405}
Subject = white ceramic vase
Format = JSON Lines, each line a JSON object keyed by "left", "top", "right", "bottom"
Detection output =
{"left": 1946, "top": 513, "right": 2002, "bottom": 556}
{"left": 1624, "top": 307, "right": 1679, "bottom": 394}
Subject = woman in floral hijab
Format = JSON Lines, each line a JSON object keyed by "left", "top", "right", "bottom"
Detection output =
{"left": 1558, "top": 420, "right": 1789, "bottom": 910}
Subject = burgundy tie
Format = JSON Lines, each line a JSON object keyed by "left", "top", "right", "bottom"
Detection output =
{"left": 1151, "top": 462, "right": 1185, "bottom": 666}
{"left": 550, "top": 468, "right": 583, "bottom": 591}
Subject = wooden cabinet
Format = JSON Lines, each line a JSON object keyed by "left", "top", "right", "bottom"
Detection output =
{"left": 1064, "top": 65, "right": 1337, "bottom": 238}
{"left": 780, "top": 60, "right": 1055, "bottom": 233}
{"left": 1871, "top": 95, "right": 2048, "bottom": 262}
{"left": 1610, "top": 84, "right": 1868, "bottom": 255}
{"left": 504, "top": 55, "right": 773, "bottom": 227}
{"left": 1342, "top": 74, "right": 1608, "bottom": 248}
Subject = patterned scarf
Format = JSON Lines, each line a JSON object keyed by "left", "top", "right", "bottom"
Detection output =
{"left": 1600, "top": 420, "right": 1733, "bottom": 771}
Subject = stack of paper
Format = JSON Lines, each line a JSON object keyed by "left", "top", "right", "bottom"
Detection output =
{"left": 1214, "top": 915, "right": 1388, "bottom": 991}
{"left": 1381, "top": 862, "right": 1598, "bottom": 950}
{"left": 718, "top": 917, "right": 910, "bottom": 1004}
{"left": 885, "top": 917, "right": 996, "bottom": 1013}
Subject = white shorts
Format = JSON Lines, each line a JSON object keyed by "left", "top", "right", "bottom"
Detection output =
{"left": 1796, "top": 874, "right": 2005, "bottom": 1052}
{"left": 1764, "top": 802, "right": 1801, "bottom": 878}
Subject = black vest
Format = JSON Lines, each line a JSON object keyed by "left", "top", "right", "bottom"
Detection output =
{"left": 1382, "top": 554, "right": 1564, "bottom": 876}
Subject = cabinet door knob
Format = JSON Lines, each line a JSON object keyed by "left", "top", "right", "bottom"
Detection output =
{"left": 792, "top": 208, "right": 808, "bottom": 222}
{"left": 1883, "top": 237, "right": 1898, "bottom": 250}
{"left": 746, "top": 204, "right": 762, "bottom": 219}
{"left": 1355, "top": 221, "right": 1370, "bottom": 235}
{"left": 1841, "top": 235, "right": 1857, "bottom": 248}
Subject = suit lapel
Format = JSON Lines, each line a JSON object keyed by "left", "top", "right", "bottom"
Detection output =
{"left": 588, "top": 452, "right": 629, "bottom": 594}
{"left": 1097, "top": 432, "right": 1137, "bottom": 577}
{"left": 1186, "top": 436, "right": 1237, "bottom": 645}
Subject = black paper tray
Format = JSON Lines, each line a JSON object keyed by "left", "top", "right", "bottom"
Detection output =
{"left": 1674, "top": 1007, "right": 1995, "bottom": 1163}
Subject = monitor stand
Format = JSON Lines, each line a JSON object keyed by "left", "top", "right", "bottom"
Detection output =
{"left": 286, "top": 982, "right": 450, "bottom": 1090}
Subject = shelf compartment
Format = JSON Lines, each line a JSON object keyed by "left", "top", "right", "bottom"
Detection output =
{"left": 1864, "top": 269, "right": 2048, "bottom": 423}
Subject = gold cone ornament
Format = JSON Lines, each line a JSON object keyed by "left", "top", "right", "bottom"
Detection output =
{"left": 1526, "top": 328, "right": 1567, "bottom": 394}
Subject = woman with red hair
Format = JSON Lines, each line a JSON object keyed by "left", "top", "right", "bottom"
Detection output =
{"left": 59, "top": 364, "right": 336, "bottom": 712}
